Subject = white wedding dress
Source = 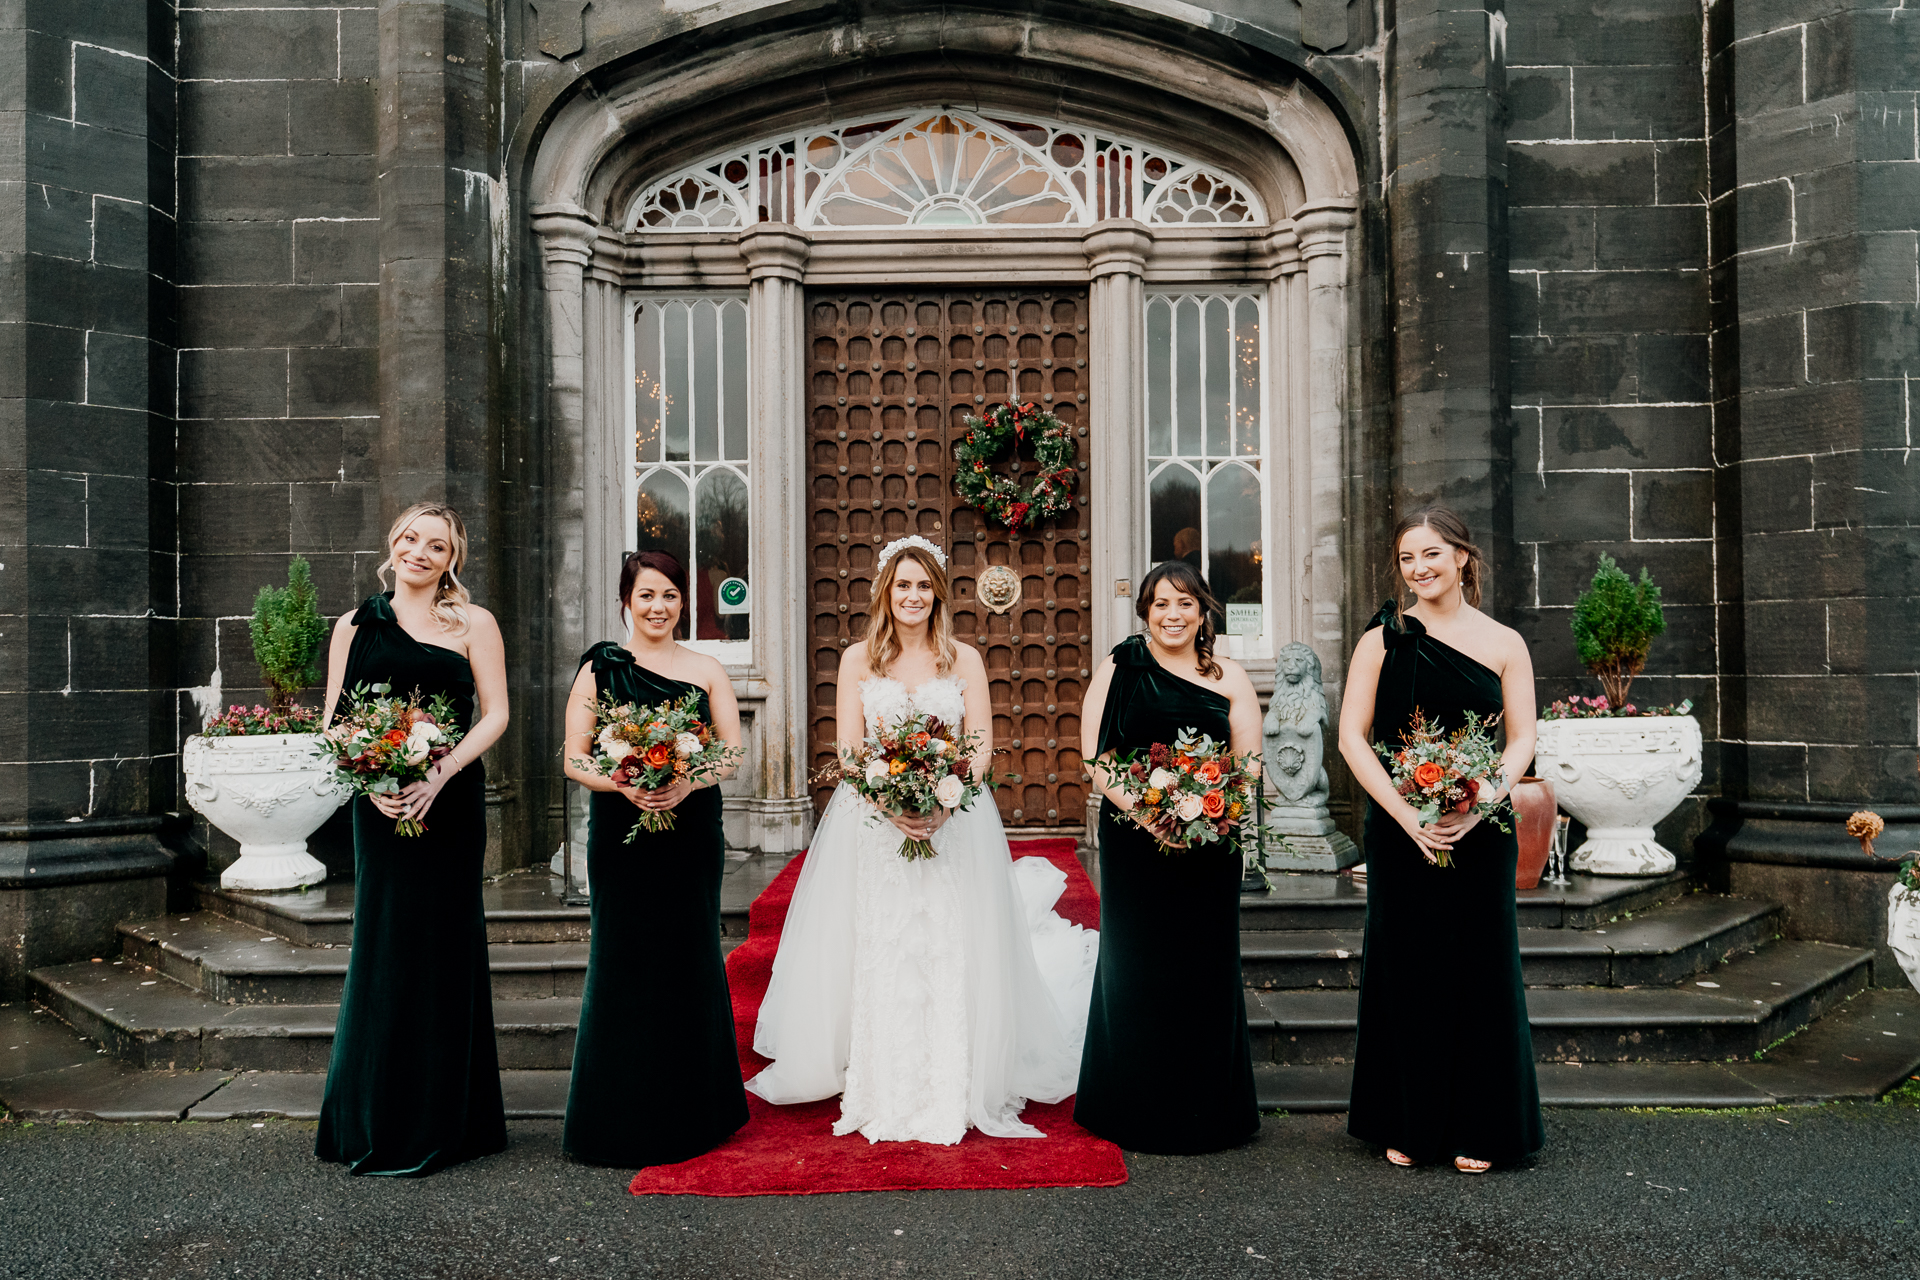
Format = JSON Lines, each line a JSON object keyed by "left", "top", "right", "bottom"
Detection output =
{"left": 744, "top": 674, "right": 1100, "bottom": 1144}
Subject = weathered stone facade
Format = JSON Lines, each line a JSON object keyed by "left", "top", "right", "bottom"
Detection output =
{"left": 2, "top": 0, "right": 1915, "bottom": 995}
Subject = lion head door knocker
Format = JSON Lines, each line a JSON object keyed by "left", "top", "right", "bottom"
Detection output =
{"left": 977, "top": 565, "right": 1022, "bottom": 615}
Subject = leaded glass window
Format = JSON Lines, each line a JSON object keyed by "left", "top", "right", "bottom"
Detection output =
{"left": 629, "top": 295, "right": 751, "bottom": 655}
{"left": 624, "top": 110, "right": 1264, "bottom": 232}
{"left": 1145, "top": 292, "right": 1268, "bottom": 648}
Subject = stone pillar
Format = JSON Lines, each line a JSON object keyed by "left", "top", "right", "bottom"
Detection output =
{"left": 1083, "top": 221, "right": 1153, "bottom": 660}
{"left": 530, "top": 206, "right": 598, "bottom": 670}
{"left": 739, "top": 226, "right": 814, "bottom": 854}
{"left": 0, "top": 1, "right": 180, "bottom": 997}
{"left": 1295, "top": 202, "right": 1358, "bottom": 689}
{"left": 1385, "top": 0, "right": 1514, "bottom": 608}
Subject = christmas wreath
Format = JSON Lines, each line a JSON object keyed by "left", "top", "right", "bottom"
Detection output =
{"left": 952, "top": 401, "right": 1079, "bottom": 531}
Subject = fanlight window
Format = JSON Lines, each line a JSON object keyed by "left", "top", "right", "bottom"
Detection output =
{"left": 626, "top": 110, "right": 1264, "bottom": 232}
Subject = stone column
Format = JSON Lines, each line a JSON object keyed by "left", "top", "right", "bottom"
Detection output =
{"left": 1083, "top": 221, "right": 1153, "bottom": 659}
{"left": 1081, "top": 220, "right": 1153, "bottom": 852}
{"left": 739, "top": 226, "right": 813, "bottom": 854}
{"left": 1295, "top": 201, "right": 1357, "bottom": 689}
{"left": 530, "top": 206, "right": 598, "bottom": 677}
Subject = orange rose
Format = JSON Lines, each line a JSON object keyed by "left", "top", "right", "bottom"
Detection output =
{"left": 1201, "top": 790, "right": 1227, "bottom": 819}
{"left": 1413, "top": 761, "right": 1444, "bottom": 789}
{"left": 1198, "top": 759, "right": 1223, "bottom": 783}
{"left": 909, "top": 732, "right": 931, "bottom": 750}
{"left": 643, "top": 742, "right": 673, "bottom": 769}
{"left": 382, "top": 728, "right": 409, "bottom": 746}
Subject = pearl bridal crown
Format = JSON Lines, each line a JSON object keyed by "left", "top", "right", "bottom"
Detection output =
{"left": 875, "top": 535, "right": 947, "bottom": 577}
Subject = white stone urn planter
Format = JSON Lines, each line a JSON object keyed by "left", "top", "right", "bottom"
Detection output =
{"left": 1533, "top": 715, "right": 1702, "bottom": 876}
{"left": 1889, "top": 884, "right": 1920, "bottom": 995}
{"left": 183, "top": 733, "right": 345, "bottom": 891}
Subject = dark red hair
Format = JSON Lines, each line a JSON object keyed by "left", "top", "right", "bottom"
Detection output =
{"left": 620, "top": 550, "right": 688, "bottom": 638}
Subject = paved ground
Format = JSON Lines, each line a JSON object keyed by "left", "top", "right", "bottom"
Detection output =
{"left": 3, "top": 1096, "right": 1918, "bottom": 1280}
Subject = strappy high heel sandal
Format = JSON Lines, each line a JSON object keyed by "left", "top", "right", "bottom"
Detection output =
{"left": 1454, "top": 1156, "right": 1491, "bottom": 1174}
{"left": 1386, "top": 1148, "right": 1414, "bottom": 1167}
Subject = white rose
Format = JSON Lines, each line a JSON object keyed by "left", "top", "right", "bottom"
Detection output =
{"left": 929, "top": 739, "right": 952, "bottom": 756}
{"left": 596, "top": 726, "right": 624, "bottom": 759}
{"left": 1149, "top": 767, "right": 1178, "bottom": 791}
{"left": 403, "top": 729, "right": 433, "bottom": 766}
{"left": 1174, "top": 792, "right": 1204, "bottom": 822}
{"left": 674, "top": 732, "right": 702, "bottom": 759}
{"left": 864, "top": 758, "right": 891, "bottom": 786}
{"left": 935, "top": 774, "right": 966, "bottom": 809}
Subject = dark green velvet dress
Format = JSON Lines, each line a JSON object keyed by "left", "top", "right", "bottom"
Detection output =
{"left": 561, "top": 643, "right": 749, "bottom": 1168}
{"left": 315, "top": 593, "right": 507, "bottom": 1176}
{"left": 1074, "top": 634, "right": 1259, "bottom": 1155}
{"left": 1347, "top": 602, "right": 1544, "bottom": 1165}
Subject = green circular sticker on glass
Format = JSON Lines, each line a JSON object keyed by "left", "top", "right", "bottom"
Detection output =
{"left": 717, "top": 576, "right": 749, "bottom": 615}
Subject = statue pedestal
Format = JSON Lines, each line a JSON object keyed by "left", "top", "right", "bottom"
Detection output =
{"left": 1263, "top": 810, "right": 1361, "bottom": 873}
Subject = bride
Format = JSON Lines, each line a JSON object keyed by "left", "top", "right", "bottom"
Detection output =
{"left": 745, "top": 535, "right": 1099, "bottom": 1144}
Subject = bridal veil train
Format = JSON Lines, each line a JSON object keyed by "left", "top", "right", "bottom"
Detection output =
{"left": 745, "top": 673, "right": 1099, "bottom": 1144}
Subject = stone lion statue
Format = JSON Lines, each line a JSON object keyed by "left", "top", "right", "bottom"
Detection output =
{"left": 1263, "top": 641, "right": 1329, "bottom": 810}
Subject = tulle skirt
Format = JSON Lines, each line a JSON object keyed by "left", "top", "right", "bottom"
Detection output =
{"left": 745, "top": 784, "right": 1099, "bottom": 1143}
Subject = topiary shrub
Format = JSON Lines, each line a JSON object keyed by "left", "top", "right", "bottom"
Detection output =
{"left": 251, "top": 556, "right": 329, "bottom": 715}
{"left": 1570, "top": 553, "right": 1666, "bottom": 709}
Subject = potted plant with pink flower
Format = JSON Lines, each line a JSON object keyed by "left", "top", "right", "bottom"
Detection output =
{"left": 1533, "top": 555, "right": 1703, "bottom": 876}
{"left": 181, "top": 558, "right": 345, "bottom": 891}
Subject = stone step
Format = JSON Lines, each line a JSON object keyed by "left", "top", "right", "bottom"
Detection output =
{"left": 117, "top": 912, "right": 590, "bottom": 1004}
{"left": 1254, "top": 987, "right": 1920, "bottom": 1112}
{"left": 1247, "top": 938, "right": 1875, "bottom": 1065}
{"left": 28, "top": 961, "right": 580, "bottom": 1072}
{"left": 1239, "top": 870, "right": 1693, "bottom": 933}
{"left": 1239, "top": 894, "right": 1781, "bottom": 990}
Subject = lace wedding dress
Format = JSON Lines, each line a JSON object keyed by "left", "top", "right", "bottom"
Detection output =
{"left": 744, "top": 674, "right": 1100, "bottom": 1144}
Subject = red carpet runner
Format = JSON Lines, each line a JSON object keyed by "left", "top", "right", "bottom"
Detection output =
{"left": 629, "top": 838, "right": 1128, "bottom": 1196}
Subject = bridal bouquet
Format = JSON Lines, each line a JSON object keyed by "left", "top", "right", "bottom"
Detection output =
{"left": 826, "top": 712, "right": 991, "bottom": 861}
{"left": 321, "top": 683, "right": 465, "bottom": 836}
{"left": 1102, "top": 729, "right": 1258, "bottom": 852}
{"left": 1376, "top": 708, "right": 1512, "bottom": 866}
{"left": 572, "top": 690, "right": 742, "bottom": 840}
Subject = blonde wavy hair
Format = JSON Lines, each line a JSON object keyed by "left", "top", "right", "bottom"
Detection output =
{"left": 864, "top": 546, "right": 958, "bottom": 678}
{"left": 377, "top": 502, "right": 472, "bottom": 636}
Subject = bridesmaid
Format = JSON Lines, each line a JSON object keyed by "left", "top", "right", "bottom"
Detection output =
{"left": 315, "top": 502, "right": 510, "bottom": 1176}
{"left": 560, "top": 550, "right": 750, "bottom": 1167}
{"left": 1075, "top": 561, "right": 1264, "bottom": 1154}
{"left": 1338, "top": 506, "right": 1544, "bottom": 1173}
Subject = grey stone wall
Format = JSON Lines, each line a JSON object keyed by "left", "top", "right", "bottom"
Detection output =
{"left": 1503, "top": 0, "right": 1720, "bottom": 784}
{"left": 2, "top": 0, "right": 178, "bottom": 823}
{"left": 1710, "top": 0, "right": 1920, "bottom": 805}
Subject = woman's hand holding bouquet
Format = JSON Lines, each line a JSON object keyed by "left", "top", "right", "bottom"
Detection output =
{"left": 321, "top": 683, "right": 466, "bottom": 836}
{"left": 1100, "top": 729, "right": 1259, "bottom": 853}
{"left": 824, "top": 712, "right": 991, "bottom": 861}
{"left": 1376, "top": 709, "right": 1512, "bottom": 867}
{"left": 572, "top": 691, "right": 743, "bottom": 840}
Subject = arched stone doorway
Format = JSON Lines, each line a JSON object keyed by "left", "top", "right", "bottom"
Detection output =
{"left": 526, "top": 33, "right": 1360, "bottom": 853}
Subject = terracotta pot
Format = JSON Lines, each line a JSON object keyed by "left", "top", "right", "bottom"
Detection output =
{"left": 1511, "top": 776, "right": 1556, "bottom": 890}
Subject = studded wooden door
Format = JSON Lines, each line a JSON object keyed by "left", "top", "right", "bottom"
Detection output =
{"left": 806, "top": 288, "right": 1093, "bottom": 830}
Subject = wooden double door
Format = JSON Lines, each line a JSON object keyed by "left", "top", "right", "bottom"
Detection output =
{"left": 806, "top": 287, "right": 1092, "bottom": 830}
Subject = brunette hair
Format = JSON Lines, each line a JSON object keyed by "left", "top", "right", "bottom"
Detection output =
{"left": 864, "top": 547, "right": 958, "bottom": 678}
{"left": 620, "top": 549, "right": 688, "bottom": 639}
{"left": 1389, "top": 505, "right": 1487, "bottom": 616}
{"left": 377, "top": 502, "right": 472, "bottom": 635}
{"left": 1136, "top": 560, "right": 1224, "bottom": 681}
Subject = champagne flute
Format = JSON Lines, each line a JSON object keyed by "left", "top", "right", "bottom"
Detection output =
{"left": 1547, "top": 814, "right": 1572, "bottom": 887}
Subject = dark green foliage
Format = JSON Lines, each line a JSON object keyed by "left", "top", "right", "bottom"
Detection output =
{"left": 1570, "top": 554, "right": 1665, "bottom": 707}
{"left": 251, "top": 557, "right": 329, "bottom": 713}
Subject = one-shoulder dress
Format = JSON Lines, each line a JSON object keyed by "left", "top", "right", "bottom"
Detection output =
{"left": 1347, "top": 602, "right": 1544, "bottom": 1164}
{"left": 1073, "top": 634, "right": 1258, "bottom": 1155}
{"left": 561, "top": 643, "right": 749, "bottom": 1167}
{"left": 315, "top": 593, "right": 507, "bottom": 1176}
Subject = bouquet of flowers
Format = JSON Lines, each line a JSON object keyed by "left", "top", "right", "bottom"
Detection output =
{"left": 572, "top": 691, "right": 743, "bottom": 840}
{"left": 1375, "top": 709, "right": 1512, "bottom": 866}
{"left": 823, "top": 712, "right": 991, "bottom": 861}
{"left": 1100, "top": 729, "right": 1258, "bottom": 852}
{"left": 202, "top": 703, "right": 321, "bottom": 737}
{"left": 321, "top": 683, "right": 465, "bottom": 836}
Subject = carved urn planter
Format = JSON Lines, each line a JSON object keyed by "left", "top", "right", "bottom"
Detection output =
{"left": 1889, "top": 884, "right": 1920, "bottom": 995}
{"left": 1533, "top": 715, "right": 1702, "bottom": 876}
{"left": 183, "top": 733, "right": 344, "bottom": 891}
